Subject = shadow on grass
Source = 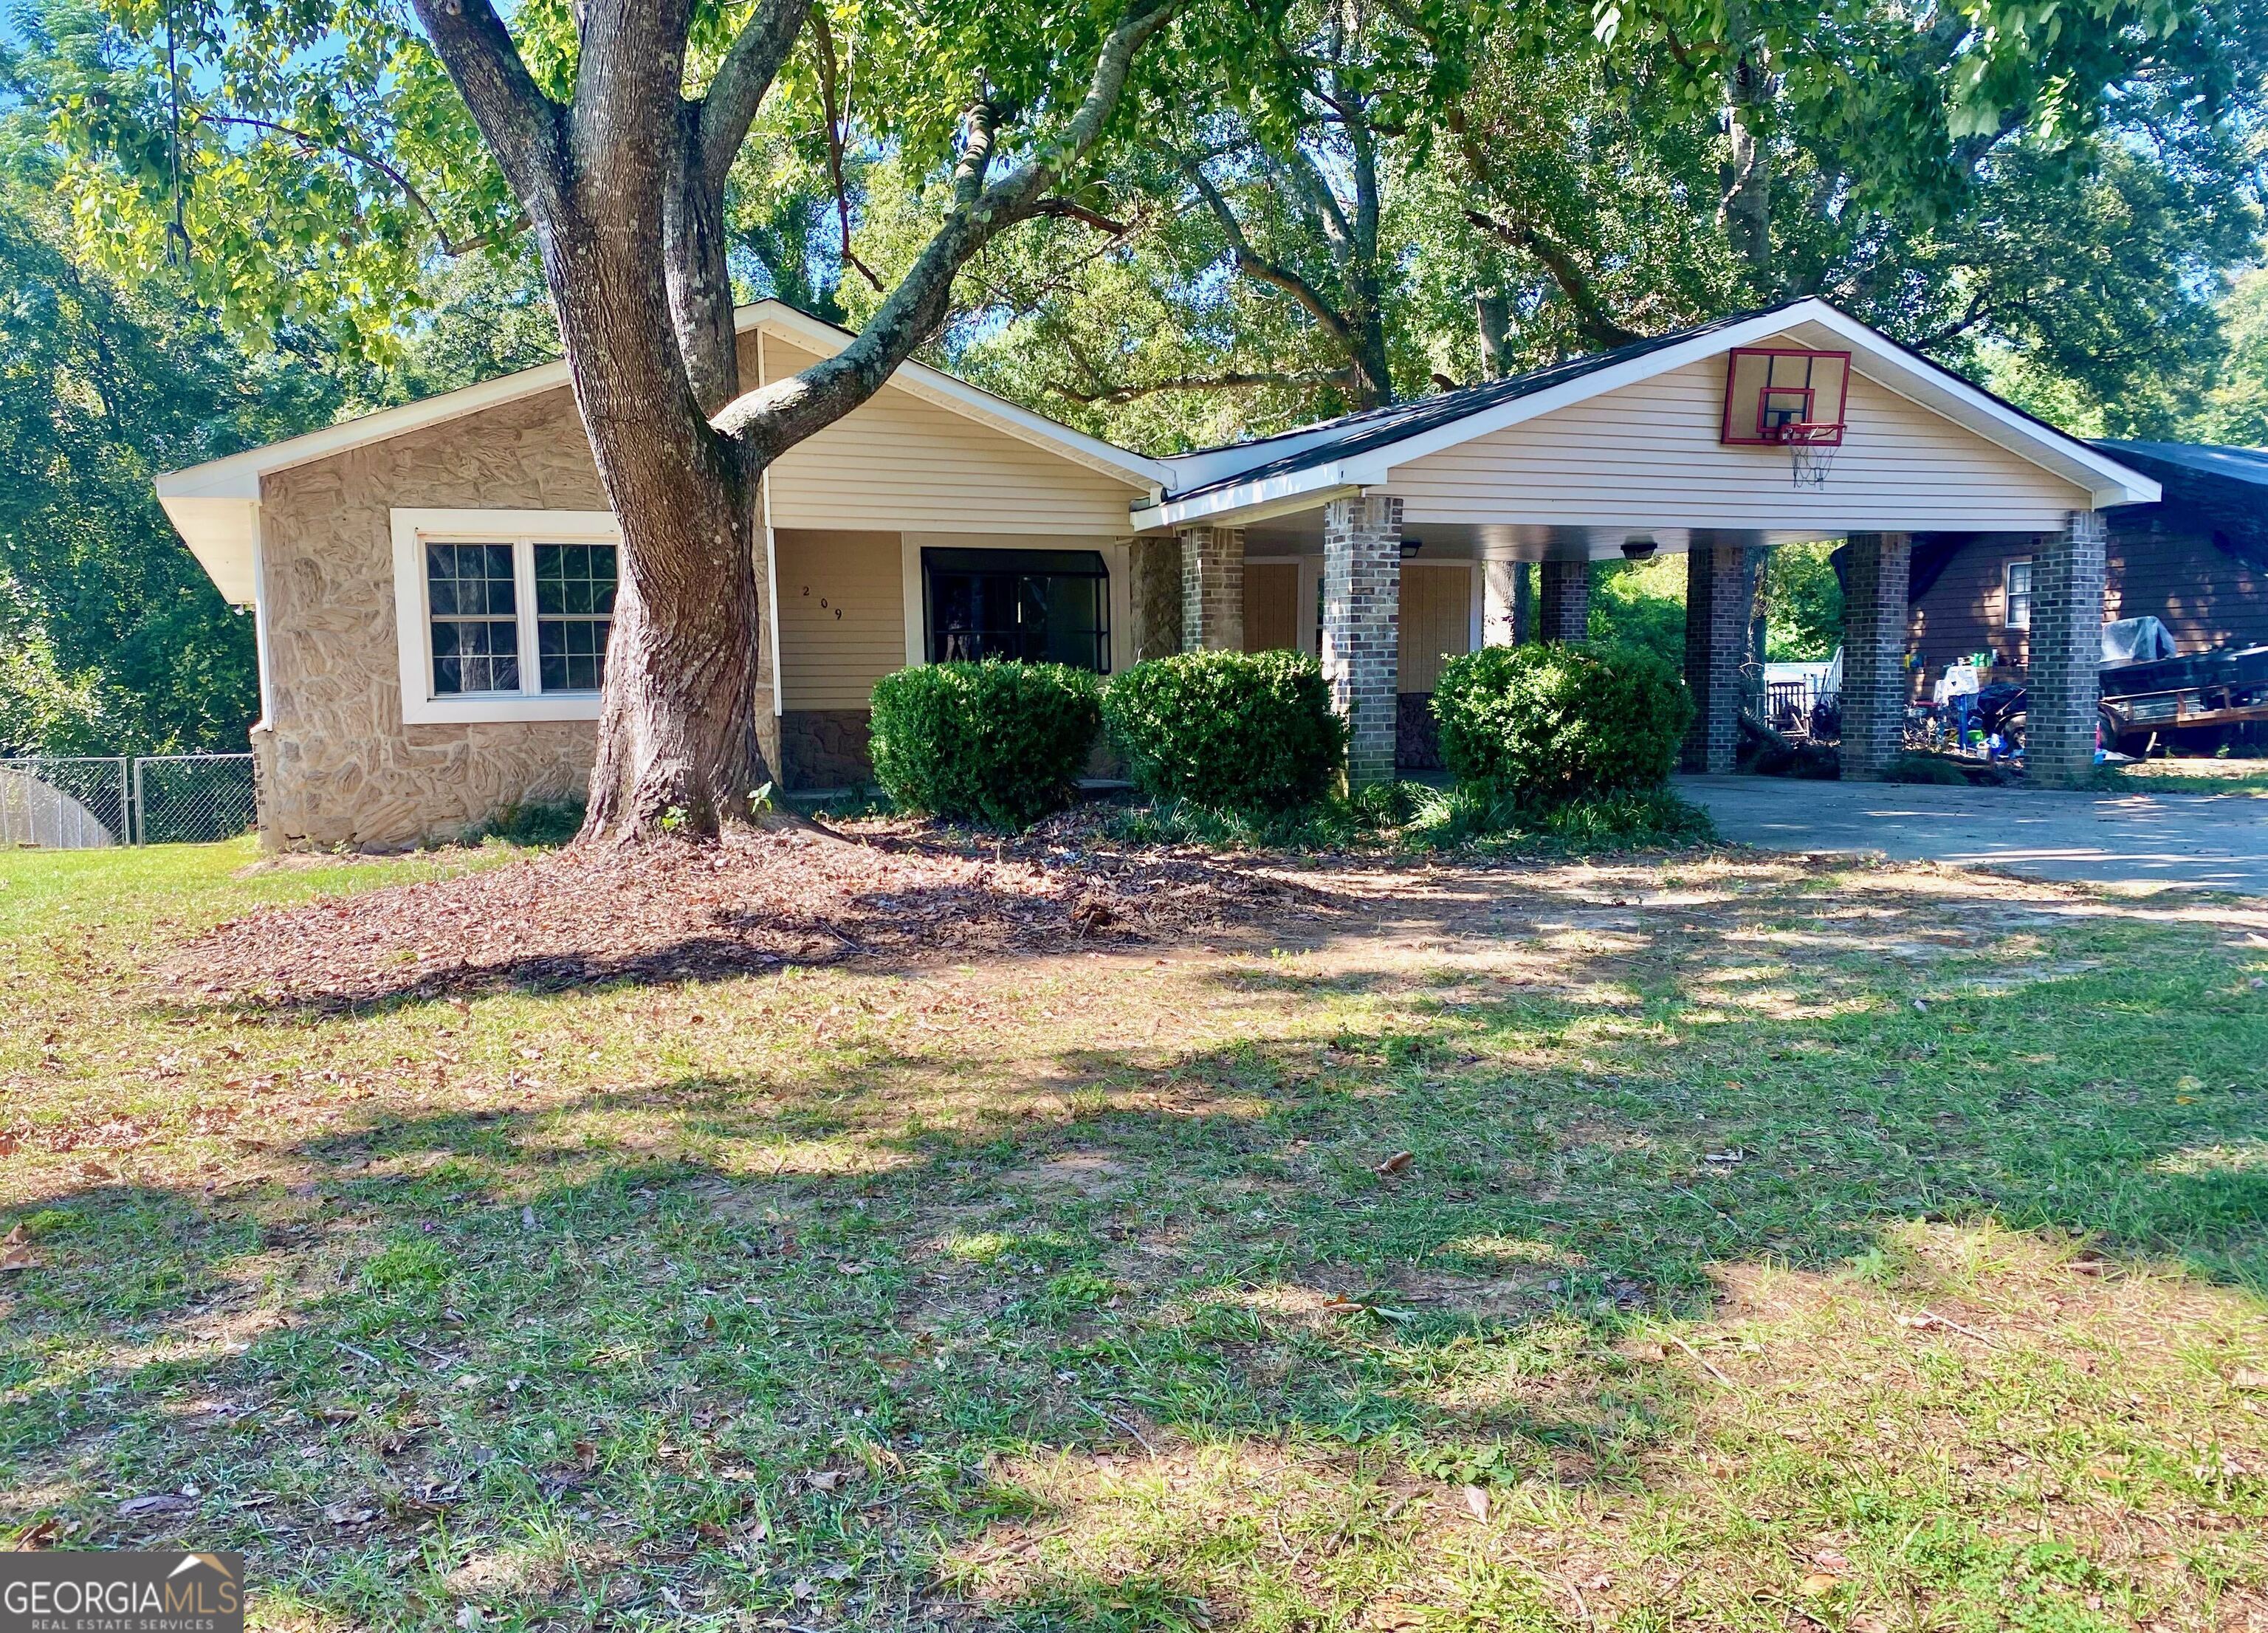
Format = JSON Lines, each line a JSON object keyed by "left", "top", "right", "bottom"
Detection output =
{"left": 5, "top": 867, "right": 2264, "bottom": 1628}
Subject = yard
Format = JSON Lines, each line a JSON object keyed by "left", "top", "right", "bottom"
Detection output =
{"left": 1, "top": 834, "right": 2264, "bottom": 1632}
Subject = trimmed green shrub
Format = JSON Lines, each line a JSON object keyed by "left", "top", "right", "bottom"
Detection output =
{"left": 1101, "top": 650, "right": 1347, "bottom": 814}
{"left": 868, "top": 660, "right": 1101, "bottom": 828}
{"left": 1432, "top": 642, "right": 1691, "bottom": 805}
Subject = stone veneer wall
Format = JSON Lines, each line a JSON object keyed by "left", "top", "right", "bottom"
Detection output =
{"left": 257, "top": 387, "right": 618, "bottom": 848}
{"left": 780, "top": 708, "right": 875, "bottom": 791}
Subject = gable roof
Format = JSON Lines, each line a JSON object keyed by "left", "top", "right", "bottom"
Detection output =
{"left": 1138, "top": 298, "right": 2158, "bottom": 528}
{"left": 159, "top": 300, "right": 1169, "bottom": 605}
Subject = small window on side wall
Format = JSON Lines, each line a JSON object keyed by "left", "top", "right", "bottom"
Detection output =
{"left": 2004, "top": 558, "right": 2032, "bottom": 631}
{"left": 394, "top": 511, "right": 620, "bottom": 725}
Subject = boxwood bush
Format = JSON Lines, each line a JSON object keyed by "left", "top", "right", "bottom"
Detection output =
{"left": 1101, "top": 650, "right": 1347, "bottom": 814}
{"left": 867, "top": 661, "right": 1101, "bottom": 828}
{"left": 1432, "top": 642, "right": 1691, "bottom": 805}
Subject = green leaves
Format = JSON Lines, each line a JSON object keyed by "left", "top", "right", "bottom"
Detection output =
{"left": 867, "top": 660, "right": 1103, "bottom": 828}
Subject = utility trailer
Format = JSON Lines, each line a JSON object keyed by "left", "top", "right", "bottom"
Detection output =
{"left": 2097, "top": 616, "right": 2268, "bottom": 755}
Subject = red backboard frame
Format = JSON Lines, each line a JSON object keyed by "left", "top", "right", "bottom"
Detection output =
{"left": 1720, "top": 346, "right": 1852, "bottom": 447}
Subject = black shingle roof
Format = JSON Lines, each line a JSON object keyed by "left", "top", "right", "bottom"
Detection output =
{"left": 2092, "top": 440, "right": 2268, "bottom": 488}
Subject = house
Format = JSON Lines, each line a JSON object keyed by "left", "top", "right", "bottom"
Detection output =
{"left": 157, "top": 298, "right": 2157, "bottom": 849}
{"left": 1907, "top": 441, "right": 2268, "bottom": 695}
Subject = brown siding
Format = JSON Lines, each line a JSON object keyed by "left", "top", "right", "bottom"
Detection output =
{"left": 1398, "top": 563, "right": 1472, "bottom": 692}
{"left": 258, "top": 387, "right": 608, "bottom": 848}
{"left": 1908, "top": 516, "right": 2268, "bottom": 695}
{"left": 2106, "top": 515, "right": 2268, "bottom": 652}
{"left": 1244, "top": 563, "right": 1300, "bottom": 653}
{"left": 1908, "top": 538, "right": 2034, "bottom": 687}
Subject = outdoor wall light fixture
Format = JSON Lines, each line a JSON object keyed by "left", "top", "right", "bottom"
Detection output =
{"left": 1398, "top": 537, "right": 1425, "bottom": 557}
{"left": 1621, "top": 534, "right": 1658, "bottom": 560}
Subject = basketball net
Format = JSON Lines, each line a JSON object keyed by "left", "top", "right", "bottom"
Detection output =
{"left": 1779, "top": 425, "right": 1840, "bottom": 489}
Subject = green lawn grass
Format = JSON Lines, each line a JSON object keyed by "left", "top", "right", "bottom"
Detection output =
{"left": 1, "top": 839, "right": 2264, "bottom": 1632}
{"left": 2095, "top": 757, "right": 2268, "bottom": 797}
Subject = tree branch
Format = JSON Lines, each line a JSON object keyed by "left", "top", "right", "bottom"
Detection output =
{"left": 1465, "top": 207, "right": 1642, "bottom": 348}
{"left": 698, "top": 0, "right": 814, "bottom": 199}
{"left": 199, "top": 113, "right": 523, "bottom": 255}
{"left": 1045, "top": 368, "right": 1341, "bottom": 405}
{"left": 714, "top": 0, "right": 1181, "bottom": 453}
{"left": 1031, "top": 197, "right": 1131, "bottom": 236}
{"left": 809, "top": 1, "right": 884, "bottom": 290}
{"left": 405, "top": 0, "right": 563, "bottom": 208}
{"left": 1910, "top": 286, "right": 1996, "bottom": 351}
{"left": 1180, "top": 157, "right": 1354, "bottom": 343}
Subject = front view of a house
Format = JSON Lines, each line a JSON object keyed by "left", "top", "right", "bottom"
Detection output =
{"left": 155, "top": 300, "right": 2156, "bottom": 849}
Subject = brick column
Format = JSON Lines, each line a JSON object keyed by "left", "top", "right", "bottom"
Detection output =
{"left": 1322, "top": 495, "right": 1401, "bottom": 785}
{"left": 1839, "top": 532, "right": 1911, "bottom": 780}
{"left": 1178, "top": 525, "right": 1245, "bottom": 652}
{"left": 1538, "top": 560, "right": 1590, "bottom": 643}
{"left": 2029, "top": 510, "right": 2108, "bottom": 788}
{"left": 1681, "top": 545, "right": 1753, "bottom": 774}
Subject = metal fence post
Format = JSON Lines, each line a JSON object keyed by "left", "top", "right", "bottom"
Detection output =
{"left": 129, "top": 756, "right": 143, "bottom": 846}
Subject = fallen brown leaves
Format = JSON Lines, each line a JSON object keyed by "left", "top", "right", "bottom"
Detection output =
{"left": 179, "top": 822, "right": 1316, "bottom": 1008}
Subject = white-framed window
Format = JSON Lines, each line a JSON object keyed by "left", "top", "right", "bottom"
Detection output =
{"left": 391, "top": 509, "right": 619, "bottom": 724}
{"left": 2004, "top": 557, "right": 2032, "bottom": 630}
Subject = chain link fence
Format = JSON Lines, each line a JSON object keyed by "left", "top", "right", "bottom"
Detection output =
{"left": 0, "top": 754, "right": 254, "bottom": 849}
{"left": 131, "top": 754, "right": 259, "bottom": 845}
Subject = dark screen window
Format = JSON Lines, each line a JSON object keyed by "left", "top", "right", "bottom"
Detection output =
{"left": 922, "top": 548, "right": 1110, "bottom": 672}
{"left": 428, "top": 543, "right": 520, "bottom": 695}
{"left": 535, "top": 542, "right": 618, "bottom": 692}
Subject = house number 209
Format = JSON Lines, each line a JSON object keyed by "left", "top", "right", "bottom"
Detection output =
{"left": 801, "top": 586, "right": 843, "bottom": 620}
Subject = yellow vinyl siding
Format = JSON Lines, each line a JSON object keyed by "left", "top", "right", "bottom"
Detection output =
{"left": 759, "top": 338, "right": 1144, "bottom": 535}
{"left": 774, "top": 529, "right": 906, "bottom": 709}
{"left": 1389, "top": 333, "right": 2091, "bottom": 533}
{"left": 1398, "top": 564, "right": 1471, "bottom": 692}
{"left": 1245, "top": 563, "right": 1301, "bottom": 652}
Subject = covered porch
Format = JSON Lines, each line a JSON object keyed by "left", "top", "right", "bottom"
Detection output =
{"left": 1132, "top": 300, "right": 2158, "bottom": 790}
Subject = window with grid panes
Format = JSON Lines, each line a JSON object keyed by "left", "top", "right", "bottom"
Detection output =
{"left": 535, "top": 543, "right": 618, "bottom": 692}
{"left": 427, "top": 543, "right": 521, "bottom": 694}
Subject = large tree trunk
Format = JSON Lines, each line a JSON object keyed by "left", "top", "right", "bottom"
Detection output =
{"left": 535, "top": 179, "right": 774, "bottom": 842}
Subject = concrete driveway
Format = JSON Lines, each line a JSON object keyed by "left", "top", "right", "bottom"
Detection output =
{"left": 1678, "top": 773, "right": 2268, "bottom": 895}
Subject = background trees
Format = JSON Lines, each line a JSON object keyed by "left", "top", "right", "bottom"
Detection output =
{"left": 0, "top": 0, "right": 2262, "bottom": 762}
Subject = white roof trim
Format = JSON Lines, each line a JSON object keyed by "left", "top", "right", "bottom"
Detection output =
{"left": 1135, "top": 470, "right": 1363, "bottom": 529}
{"left": 157, "top": 299, "right": 1167, "bottom": 605}
{"left": 1141, "top": 298, "right": 2159, "bottom": 528}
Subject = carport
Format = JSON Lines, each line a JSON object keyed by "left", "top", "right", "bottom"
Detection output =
{"left": 1130, "top": 298, "right": 2160, "bottom": 788}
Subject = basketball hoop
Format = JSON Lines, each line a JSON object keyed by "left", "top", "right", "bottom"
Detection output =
{"left": 1777, "top": 422, "right": 1841, "bottom": 489}
{"left": 1719, "top": 346, "right": 1851, "bottom": 489}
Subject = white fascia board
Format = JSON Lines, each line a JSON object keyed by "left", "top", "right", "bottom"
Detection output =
{"left": 1153, "top": 422, "right": 1377, "bottom": 491}
{"left": 1136, "top": 467, "right": 1365, "bottom": 529}
{"left": 154, "top": 300, "right": 1166, "bottom": 607}
{"left": 747, "top": 303, "right": 1169, "bottom": 490}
